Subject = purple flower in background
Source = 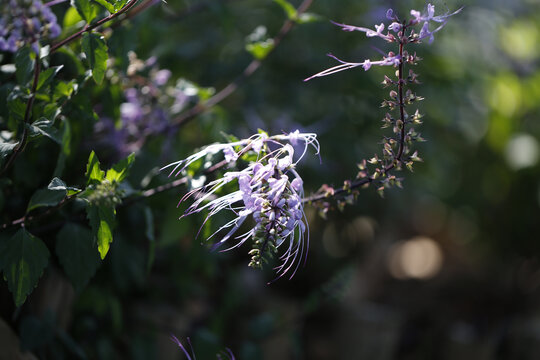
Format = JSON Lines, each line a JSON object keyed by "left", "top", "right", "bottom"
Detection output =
{"left": 0, "top": 0, "right": 61, "bottom": 53}
{"left": 162, "top": 131, "right": 320, "bottom": 280}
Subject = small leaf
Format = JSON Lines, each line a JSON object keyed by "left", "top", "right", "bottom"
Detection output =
{"left": 63, "top": 6, "right": 83, "bottom": 28}
{"left": 86, "top": 204, "right": 116, "bottom": 259}
{"left": 105, "top": 152, "right": 135, "bottom": 184}
{"left": 92, "top": 0, "right": 115, "bottom": 13}
{"left": 15, "top": 46, "right": 34, "bottom": 85}
{"left": 56, "top": 223, "right": 101, "bottom": 291}
{"left": 81, "top": 33, "right": 108, "bottom": 84}
{"left": 113, "top": 0, "right": 128, "bottom": 12}
{"left": 297, "top": 12, "right": 322, "bottom": 24}
{"left": 0, "top": 141, "right": 19, "bottom": 159}
{"left": 245, "top": 40, "right": 275, "bottom": 60}
{"left": 27, "top": 118, "right": 61, "bottom": 144}
{"left": 85, "top": 150, "right": 105, "bottom": 185}
{"left": 36, "top": 65, "right": 64, "bottom": 91}
{"left": 1, "top": 229, "right": 50, "bottom": 307}
{"left": 273, "top": 0, "right": 297, "bottom": 20}
{"left": 26, "top": 187, "right": 65, "bottom": 213}
{"left": 71, "top": 0, "right": 97, "bottom": 23}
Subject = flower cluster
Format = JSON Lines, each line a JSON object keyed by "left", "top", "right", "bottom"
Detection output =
{"left": 304, "top": 4, "right": 461, "bottom": 81}
{"left": 162, "top": 131, "right": 320, "bottom": 280}
{"left": 0, "top": 0, "right": 61, "bottom": 53}
{"left": 305, "top": 4, "right": 460, "bottom": 203}
{"left": 95, "top": 53, "right": 212, "bottom": 157}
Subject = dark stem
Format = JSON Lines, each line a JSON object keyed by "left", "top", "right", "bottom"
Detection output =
{"left": 0, "top": 59, "right": 41, "bottom": 176}
{"left": 50, "top": 0, "right": 139, "bottom": 54}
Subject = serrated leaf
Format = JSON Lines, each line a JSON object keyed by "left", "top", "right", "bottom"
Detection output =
{"left": 85, "top": 150, "right": 104, "bottom": 185}
{"left": 92, "top": 0, "right": 115, "bottom": 13}
{"left": 0, "top": 141, "right": 19, "bottom": 158}
{"left": 1, "top": 229, "right": 50, "bottom": 306}
{"left": 27, "top": 118, "right": 61, "bottom": 144}
{"left": 245, "top": 39, "right": 275, "bottom": 60}
{"left": 36, "top": 65, "right": 64, "bottom": 91}
{"left": 274, "top": 0, "right": 297, "bottom": 19}
{"left": 15, "top": 46, "right": 34, "bottom": 85}
{"left": 105, "top": 152, "right": 135, "bottom": 184}
{"left": 71, "top": 0, "right": 97, "bottom": 23}
{"left": 81, "top": 33, "right": 108, "bottom": 84}
{"left": 56, "top": 223, "right": 101, "bottom": 291}
{"left": 86, "top": 204, "right": 116, "bottom": 259}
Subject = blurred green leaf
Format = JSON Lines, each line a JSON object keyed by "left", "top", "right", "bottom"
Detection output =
{"left": 56, "top": 223, "right": 101, "bottom": 291}
{"left": 105, "top": 152, "right": 135, "bottom": 184}
{"left": 85, "top": 150, "right": 105, "bottom": 185}
{"left": 93, "top": 0, "right": 115, "bottom": 13}
{"left": 71, "top": 0, "right": 98, "bottom": 23}
{"left": 87, "top": 204, "right": 116, "bottom": 259}
{"left": 36, "top": 65, "right": 64, "bottom": 91}
{"left": 273, "top": 0, "right": 297, "bottom": 20}
{"left": 63, "top": 6, "right": 84, "bottom": 28}
{"left": 82, "top": 33, "right": 108, "bottom": 85}
{"left": 15, "top": 46, "right": 34, "bottom": 85}
{"left": 1, "top": 229, "right": 50, "bottom": 307}
{"left": 297, "top": 12, "right": 322, "bottom": 24}
{"left": 245, "top": 40, "right": 275, "bottom": 60}
{"left": 113, "top": 0, "right": 128, "bottom": 12}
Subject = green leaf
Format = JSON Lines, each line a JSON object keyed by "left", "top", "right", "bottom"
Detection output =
{"left": 105, "top": 152, "right": 135, "bottom": 184}
{"left": 0, "top": 141, "right": 19, "bottom": 159}
{"left": 81, "top": 33, "right": 108, "bottom": 84}
{"left": 274, "top": 0, "right": 297, "bottom": 20}
{"left": 56, "top": 223, "right": 101, "bottom": 291}
{"left": 92, "top": 0, "right": 115, "bottom": 13}
{"left": 1, "top": 229, "right": 50, "bottom": 307}
{"left": 54, "top": 118, "right": 72, "bottom": 177}
{"left": 27, "top": 118, "right": 61, "bottom": 144}
{"left": 63, "top": 6, "right": 84, "bottom": 28}
{"left": 113, "top": 0, "right": 128, "bottom": 12}
{"left": 48, "top": 177, "right": 81, "bottom": 194}
{"left": 36, "top": 65, "right": 63, "bottom": 91}
{"left": 26, "top": 187, "right": 65, "bottom": 213}
{"left": 297, "top": 12, "right": 322, "bottom": 24}
{"left": 15, "top": 46, "right": 35, "bottom": 85}
{"left": 86, "top": 204, "right": 116, "bottom": 259}
{"left": 71, "top": 0, "right": 97, "bottom": 23}
{"left": 246, "top": 39, "right": 275, "bottom": 60}
{"left": 85, "top": 150, "right": 105, "bottom": 185}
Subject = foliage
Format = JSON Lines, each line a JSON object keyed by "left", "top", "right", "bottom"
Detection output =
{"left": 1, "top": 0, "right": 539, "bottom": 359}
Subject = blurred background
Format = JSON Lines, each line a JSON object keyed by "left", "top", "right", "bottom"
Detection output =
{"left": 1, "top": 0, "right": 540, "bottom": 358}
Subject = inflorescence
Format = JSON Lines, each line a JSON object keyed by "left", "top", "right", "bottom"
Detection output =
{"left": 0, "top": 0, "right": 61, "bottom": 53}
{"left": 162, "top": 131, "right": 319, "bottom": 280}
{"left": 305, "top": 3, "right": 461, "bottom": 200}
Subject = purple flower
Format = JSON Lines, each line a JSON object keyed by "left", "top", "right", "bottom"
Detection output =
{"left": 304, "top": 53, "right": 401, "bottom": 81}
{"left": 410, "top": 3, "right": 463, "bottom": 43}
{"left": 331, "top": 21, "right": 392, "bottom": 41}
{"left": 162, "top": 131, "right": 319, "bottom": 280}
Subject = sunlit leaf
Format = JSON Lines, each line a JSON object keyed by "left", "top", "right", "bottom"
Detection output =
{"left": 81, "top": 33, "right": 108, "bottom": 84}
